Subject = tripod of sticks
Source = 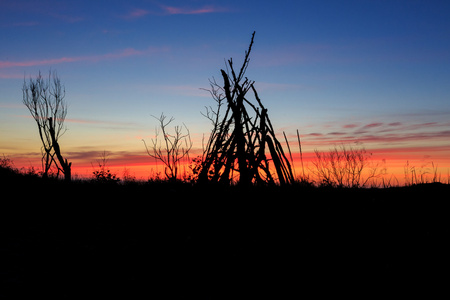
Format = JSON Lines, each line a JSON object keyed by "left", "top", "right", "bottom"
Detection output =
{"left": 198, "top": 32, "right": 295, "bottom": 186}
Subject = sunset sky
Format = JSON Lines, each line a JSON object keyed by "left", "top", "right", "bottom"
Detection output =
{"left": 1, "top": 0, "right": 449, "bottom": 183}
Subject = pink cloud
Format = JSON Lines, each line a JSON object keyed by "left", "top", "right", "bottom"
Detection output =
{"left": 98, "top": 47, "right": 145, "bottom": 60}
{"left": 0, "top": 47, "right": 166, "bottom": 69}
{"left": 307, "top": 133, "right": 323, "bottom": 137}
{"left": 64, "top": 118, "right": 136, "bottom": 127}
{"left": 343, "top": 124, "right": 359, "bottom": 129}
{"left": 303, "top": 129, "right": 450, "bottom": 147}
{"left": 363, "top": 122, "right": 384, "bottom": 129}
{"left": 161, "top": 5, "right": 226, "bottom": 15}
{"left": 122, "top": 8, "right": 150, "bottom": 19}
{"left": 2, "top": 21, "right": 40, "bottom": 27}
{"left": 285, "top": 120, "right": 450, "bottom": 152}
{"left": 0, "top": 72, "right": 26, "bottom": 79}
{"left": 0, "top": 57, "right": 78, "bottom": 68}
{"left": 120, "top": 5, "right": 225, "bottom": 18}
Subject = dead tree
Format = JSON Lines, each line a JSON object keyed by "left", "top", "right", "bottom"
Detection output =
{"left": 23, "top": 71, "right": 72, "bottom": 181}
{"left": 143, "top": 113, "right": 193, "bottom": 181}
{"left": 197, "top": 32, "right": 295, "bottom": 186}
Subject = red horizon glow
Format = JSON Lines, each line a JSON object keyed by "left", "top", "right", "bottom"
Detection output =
{"left": 7, "top": 144, "right": 449, "bottom": 186}
{"left": 6, "top": 112, "right": 450, "bottom": 186}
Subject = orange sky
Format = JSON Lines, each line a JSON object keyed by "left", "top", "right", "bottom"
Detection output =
{"left": 4, "top": 107, "right": 450, "bottom": 186}
{"left": 7, "top": 142, "right": 449, "bottom": 186}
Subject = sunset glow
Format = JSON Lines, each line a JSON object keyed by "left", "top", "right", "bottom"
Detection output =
{"left": 1, "top": 0, "right": 449, "bottom": 185}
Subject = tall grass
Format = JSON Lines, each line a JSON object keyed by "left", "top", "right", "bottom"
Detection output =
{"left": 403, "top": 161, "right": 444, "bottom": 186}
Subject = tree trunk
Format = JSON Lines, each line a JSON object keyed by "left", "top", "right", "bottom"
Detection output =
{"left": 48, "top": 117, "right": 71, "bottom": 181}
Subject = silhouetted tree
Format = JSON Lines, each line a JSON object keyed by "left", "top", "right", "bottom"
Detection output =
{"left": 143, "top": 113, "right": 192, "bottom": 181}
{"left": 197, "top": 32, "right": 295, "bottom": 186}
{"left": 22, "top": 71, "right": 72, "bottom": 181}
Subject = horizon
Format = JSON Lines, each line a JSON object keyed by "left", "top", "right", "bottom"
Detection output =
{"left": 1, "top": 0, "right": 450, "bottom": 185}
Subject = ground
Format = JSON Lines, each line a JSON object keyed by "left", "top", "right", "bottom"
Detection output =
{"left": 0, "top": 171, "right": 449, "bottom": 297}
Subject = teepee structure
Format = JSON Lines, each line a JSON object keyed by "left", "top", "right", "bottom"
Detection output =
{"left": 197, "top": 32, "right": 295, "bottom": 186}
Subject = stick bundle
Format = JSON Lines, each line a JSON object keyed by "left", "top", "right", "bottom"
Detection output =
{"left": 198, "top": 32, "right": 294, "bottom": 186}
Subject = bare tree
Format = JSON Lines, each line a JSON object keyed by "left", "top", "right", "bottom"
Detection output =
{"left": 143, "top": 113, "right": 192, "bottom": 181}
{"left": 22, "top": 71, "right": 72, "bottom": 181}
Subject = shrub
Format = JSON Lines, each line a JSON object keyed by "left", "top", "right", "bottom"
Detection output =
{"left": 91, "top": 151, "right": 120, "bottom": 184}
{"left": 311, "top": 144, "right": 384, "bottom": 188}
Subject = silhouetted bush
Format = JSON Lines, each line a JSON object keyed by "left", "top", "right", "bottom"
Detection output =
{"left": 91, "top": 151, "right": 120, "bottom": 184}
{"left": 311, "top": 143, "right": 385, "bottom": 188}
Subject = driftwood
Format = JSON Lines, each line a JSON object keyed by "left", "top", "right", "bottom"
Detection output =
{"left": 198, "top": 32, "right": 294, "bottom": 186}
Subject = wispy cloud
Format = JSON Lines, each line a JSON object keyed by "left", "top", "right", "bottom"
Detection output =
{"left": 342, "top": 124, "right": 359, "bottom": 129}
{"left": 363, "top": 122, "right": 383, "bottom": 129}
{"left": 16, "top": 115, "right": 140, "bottom": 129}
{"left": 159, "top": 85, "right": 211, "bottom": 97}
{"left": 0, "top": 72, "right": 25, "bottom": 79}
{"left": 1, "top": 57, "right": 80, "bottom": 69}
{"left": 121, "top": 8, "right": 151, "bottom": 19}
{"left": 64, "top": 118, "right": 138, "bottom": 127}
{"left": 285, "top": 120, "right": 450, "bottom": 151}
{"left": 120, "top": 4, "right": 227, "bottom": 19}
{"left": 160, "top": 5, "right": 227, "bottom": 15}
{"left": 67, "top": 150, "right": 147, "bottom": 165}
{"left": 0, "top": 47, "right": 167, "bottom": 69}
{"left": 49, "top": 12, "right": 84, "bottom": 23}
{"left": 1, "top": 21, "right": 39, "bottom": 28}
{"left": 134, "top": 84, "right": 211, "bottom": 97}
{"left": 254, "top": 82, "right": 306, "bottom": 92}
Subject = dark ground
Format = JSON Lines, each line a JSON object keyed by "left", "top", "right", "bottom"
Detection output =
{"left": 1, "top": 168, "right": 449, "bottom": 298}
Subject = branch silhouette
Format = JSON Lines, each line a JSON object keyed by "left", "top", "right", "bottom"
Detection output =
{"left": 198, "top": 31, "right": 294, "bottom": 186}
{"left": 143, "top": 113, "right": 192, "bottom": 181}
{"left": 22, "top": 70, "right": 71, "bottom": 181}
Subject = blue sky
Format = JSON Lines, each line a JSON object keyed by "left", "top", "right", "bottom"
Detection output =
{"left": 1, "top": 0, "right": 450, "bottom": 178}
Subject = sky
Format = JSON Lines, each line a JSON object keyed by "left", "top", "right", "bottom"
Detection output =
{"left": 1, "top": 0, "right": 450, "bottom": 183}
